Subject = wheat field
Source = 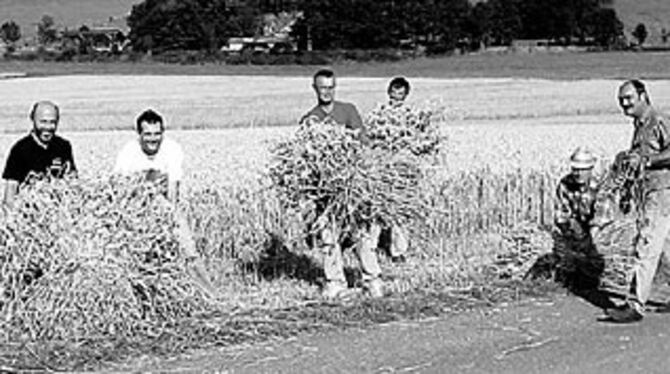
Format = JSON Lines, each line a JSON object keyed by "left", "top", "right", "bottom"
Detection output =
{"left": 0, "top": 76, "right": 655, "bottom": 363}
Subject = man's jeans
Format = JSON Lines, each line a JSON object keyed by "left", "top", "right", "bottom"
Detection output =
{"left": 320, "top": 221, "right": 382, "bottom": 283}
{"left": 390, "top": 224, "right": 409, "bottom": 258}
{"left": 630, "top": 188, "right": 670, "bottom": 306}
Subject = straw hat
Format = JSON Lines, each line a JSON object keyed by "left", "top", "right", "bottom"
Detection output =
{"left": 569, "top": 147, "right": 596, "bottom": 169}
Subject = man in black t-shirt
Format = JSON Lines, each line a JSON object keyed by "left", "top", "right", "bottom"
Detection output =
{"left": 2, "top": 101, "right": 77, "bottom": 206}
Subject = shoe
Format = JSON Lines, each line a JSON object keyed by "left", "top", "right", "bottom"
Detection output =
{"left": 649, "top": 301, "right": 670, "bottom": 313}
{"left": 605, "top": 303, "right": 644, "bottom": 323}
{"left": 391, "top": 255, "right": 407, "bottom": 264}
{"left": 364, "top": 278, "right": 384, "bottom": 298}
{"left": 321, "top": 281, "right": 349, "bottom": 300}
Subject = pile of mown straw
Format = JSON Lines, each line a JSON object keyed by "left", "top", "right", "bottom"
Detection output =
{"left": 0, "top": 175, "right": 211, "bottom": 342}
{"left": 268, "top": 113, "right": 437, "bottom": 239}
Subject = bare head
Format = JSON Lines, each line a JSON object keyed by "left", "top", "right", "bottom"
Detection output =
{"left": 136, "top": 109, "right": 165, "bottom": 156}
{"left": 30, "top": 101, "right": 60, "bottom": 144}
{"left": 312, "top": 69, "right": 336, "bottom": 106}
{"left": 387, "top": 76, "right": 410, "bottom": 107}
{"left": 618, "top": 79, "right": 651, "bottom": 119}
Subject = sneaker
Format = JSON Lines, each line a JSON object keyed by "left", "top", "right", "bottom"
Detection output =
{"left": 605, "top": 303, "right": 644, "bottom": 323}
{"left": 364, "top": 278, "right": 384, "bottom": 298}
{"left": 321, "top": 281, "right": 349, "bottom": 300}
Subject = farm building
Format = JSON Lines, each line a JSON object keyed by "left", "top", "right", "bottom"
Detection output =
{"left": 61, "top": 27, "right": 128, "bottom": 53}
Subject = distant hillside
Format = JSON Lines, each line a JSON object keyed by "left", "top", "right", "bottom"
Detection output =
{"left": 0, "top": 0, "right": 141, "bottom": 41}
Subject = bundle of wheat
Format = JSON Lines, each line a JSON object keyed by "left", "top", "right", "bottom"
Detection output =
{"left": 268, "top": 119, "right": 432, "bottom": 240}
{"left": 366, "top": 104, "right": 441, "bottom": 156}
{"left": 0, "top": 175, "right": 211, "bottom": 342}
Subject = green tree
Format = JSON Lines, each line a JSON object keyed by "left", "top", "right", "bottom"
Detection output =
{"left": 296, "top": 0, "right": 471, "bottom": 52}
{"left": 128, "top": 0, "right": 235, "bottom": 52}
{"left": 0, "top": 20, "right": 21, "bottom": 44}
{"left": 587, "top": 8, "right": 624, "bottom": 48}
{"left": 37, "top": 15, "right": 58, "bottom": 45}
{"left": 632, "top": 22, "right": 648, "bottom": 46}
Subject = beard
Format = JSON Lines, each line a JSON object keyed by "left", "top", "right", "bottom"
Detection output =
{"left": 35, "top": 128, "right": 54, "bottom": 143}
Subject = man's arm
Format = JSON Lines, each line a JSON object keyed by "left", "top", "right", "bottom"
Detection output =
{"left": 65, "top": 141, "right": 78, "bottom": 176}
{"left": 642, "top": 117, "right": 670, "bottom": 168}
{"left": 646, "top": 149, "right": 670, "bottom": 169}
{"left": 2, "top": 145, "right": 24, "bottom": 207}
{"left": 346, "top": 103, "right": 370, "bottom": 143}
{"left": 3, "top": 180, "right": 19, "bottom": 207}
{"left": 167, "top": 180, "right": 180, "bottom": 204}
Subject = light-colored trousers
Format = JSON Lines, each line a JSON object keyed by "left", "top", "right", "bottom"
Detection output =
{"left": 630, "top": 188, "right": 670, "bottom": 305}
{"left": 389, "top": 224, "right": 409, "bottom": 257}
{"left": 319, "top": 221, "right": 382, "bottom": 283}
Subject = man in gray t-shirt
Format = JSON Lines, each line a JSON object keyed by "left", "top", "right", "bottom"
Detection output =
{"left": 301, "top": 69, "right": 382, "bottom": 300}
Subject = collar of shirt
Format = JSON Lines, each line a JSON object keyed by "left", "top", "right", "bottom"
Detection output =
{"left": 317, "top": 103, "right": 335, "bottom": 116}
{"left": 30, "top": 132, "right": 48, "bottom": 150}
{"left": 634, "top": 106, "right": 656, "bottom": 128}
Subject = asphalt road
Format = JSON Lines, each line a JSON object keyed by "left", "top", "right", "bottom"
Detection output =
{"left": 114, "top": 291, "right": 670, "bottom": 374}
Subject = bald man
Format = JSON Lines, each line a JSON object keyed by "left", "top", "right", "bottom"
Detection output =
{"left": 2, "top": 101, "right": 77, "bottom": 205}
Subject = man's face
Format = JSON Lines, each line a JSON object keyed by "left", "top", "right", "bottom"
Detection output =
{"left": 388, "top": 86, "right": 408, "bottom": 107}
{"left": 32, "top": 105, "right": 58, "bottom": 144}
{"left": 618, "top": 84, "right": 647, "bottom": 118}
{"left": 571, "top": 167, "right": 592, "bottom": 184}
{"left": 139, "top": 121, "right": 164, "bottom": 156}
{"left": 313, "top": 76, "right": 336, "bottom": 105}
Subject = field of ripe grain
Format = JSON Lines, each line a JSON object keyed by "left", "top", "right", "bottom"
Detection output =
{"left": 0, "top": 75, "right": 654, "bottom": 179}
{"left": 3, "top": 75, "right": 670, "bottom": 133}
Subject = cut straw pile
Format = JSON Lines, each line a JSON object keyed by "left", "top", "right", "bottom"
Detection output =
{"left": 268, "top": 107, "right": 440, "bottom": 240}
{"left": 366, "top": 104, "right": 440, "bottom": 156}
{"left": 0, "top": 175, "right": 211, "bottom": 342}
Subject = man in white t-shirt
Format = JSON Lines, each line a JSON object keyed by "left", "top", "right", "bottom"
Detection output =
{"left": 114, "top": 109, "right": 218, "bottom": 299}
{"left": 114, "top": 109, "right": 184, "bottom": 202}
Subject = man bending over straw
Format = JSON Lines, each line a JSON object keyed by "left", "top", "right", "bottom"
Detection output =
{"left": 114, "top": 109, "right": 219, "bottom": 300}
{"left": 301, "top": 69, "right": 384, "bottom": 299}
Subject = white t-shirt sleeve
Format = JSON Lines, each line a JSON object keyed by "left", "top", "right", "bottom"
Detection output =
{"left": 113, "top": 141, "right": 134, "bottom": 175}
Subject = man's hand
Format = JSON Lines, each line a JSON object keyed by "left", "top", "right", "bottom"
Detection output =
{"left": 621, "top": 151, "right": 649, "bottom": 178}
{"left": 589, "top": 226, "right": 601, "bottom": 243}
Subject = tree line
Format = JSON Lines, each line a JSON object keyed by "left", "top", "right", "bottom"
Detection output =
{"left": 125, "top": 0, "right": 625, "bottom": 54}
{"left": 0, "top": 0, "right": 626, "bottom": 56}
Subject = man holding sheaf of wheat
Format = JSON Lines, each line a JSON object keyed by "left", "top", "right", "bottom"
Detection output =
{"left": 114, "top": 109, "right": 219, "bottom": 300}
{"left": 369, "top": 76, "right": 415, "bottom": 264}
{"left": 2, "top": 101, "right": 77, "bottom": 207}
{"left": 300, "top": 69, "right": 384, "bottom": 300}
{"left": 604, "top": 79, "right": 670, "bottom": 323}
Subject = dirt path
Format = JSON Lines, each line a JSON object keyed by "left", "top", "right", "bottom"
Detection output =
{"left": 110, "top": 292, "right": 670, "bottom": 374}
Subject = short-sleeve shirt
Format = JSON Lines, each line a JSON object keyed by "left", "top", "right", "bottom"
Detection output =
{"left": 630, "top": 107, "right": 670, "bottom": 190}
{"left": 113, "top": 137, "right": 184, "bottom": 182}
{"left": 301, "top": 101, "right": 364, "bottom": 131}
{"left": 2, "top": 134, "right": 77, "bottom": 183}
